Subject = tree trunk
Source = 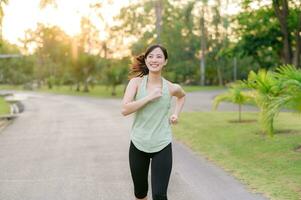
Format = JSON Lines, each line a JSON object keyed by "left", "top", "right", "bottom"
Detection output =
{"left": 272, "top": 0, "right": 293, "bottom": 64}
{"left": 238, "top": 104, "right": 242, "bottom": 122}
{"left": 76, "top": 82, "right": 80, "bottom": 92}
{"left": 214, "top": 0, "right": 223, "bottom": 86}
{"left": 83, "top": 79, "right": 89, "bottom": 93}
{"left": 294, "top": 10, "right": 301, "bottom": 68}
{"left": 217, "top": 60, "right": 223, "bottom": 86}
{"left": 155, "top": 0, "right": 163, "bottom": 43}
{"left": 111, "top": 85, "right": 116, "bottom": 96}
{"left": 200, "top": 2, "right": 207, "bottom": 86}
{"left": 233, "top": 57, "right": 237, "bottom": 81}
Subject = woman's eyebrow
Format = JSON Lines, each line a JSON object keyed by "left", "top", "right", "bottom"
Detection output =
{"left": 148, "top": 53, "right": 163, "bottom": 56}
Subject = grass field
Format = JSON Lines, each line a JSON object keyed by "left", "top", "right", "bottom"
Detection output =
{"left": 37, "top": 85, "right": 126, "bottom": 98}
{"left": 182, "top": 85, "right": 225, "bottom": 92}
{"left": 0, "top": 97, "right": 10, "bottom": 115}
{"left": 173, "top": 111, "right": 301, "bottom": 200}
{"left": 0, "top": 84, "right": 224, "bottom": 98}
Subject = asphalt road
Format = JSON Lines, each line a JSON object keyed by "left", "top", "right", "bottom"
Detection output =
{"left": 0, "top": 91, "right": 267, "bottom": 200}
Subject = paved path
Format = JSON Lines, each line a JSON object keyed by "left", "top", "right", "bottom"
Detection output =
{"left": 0, "top": 91, "right": 267, "bottom": 200}
{"left": 183, "top": 90, "right": 258, "bottom": 112}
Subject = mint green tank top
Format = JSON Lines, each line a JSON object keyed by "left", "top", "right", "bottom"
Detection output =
{"left": 131, "top": 75, "right": 172, "bottom": 153}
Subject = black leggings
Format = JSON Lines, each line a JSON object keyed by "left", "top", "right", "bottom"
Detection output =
{"left": 129, "top": 142, "right": 172, "bottom": 200}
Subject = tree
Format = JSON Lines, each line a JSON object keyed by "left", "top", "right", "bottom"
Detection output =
{"left": 213, "top": 83, "right": 253, "bottom": 122}
{"left": 0, "top": 40, "right": 34, "bottom": 85}
{"left": 103, "top": 58, "right": 129, "bottom": 96}
{"left": 235, "top": 7, "right": 283, "bottom": 69}
{"left": 242, "top": 69, "right": 281, "bottom": 136}
{"left": 239, "top": 0, "right": 301, "bottom": 67}
{"left": 265, "top": 65, "right": 301, "bottom": 126}
{"left": 199, "top": 0, "right": 208, "bottom": 86}
{"left": 272, "top": 0, "right": 292, "bottom": 64}
{"left": 155, "top": 0, "right": 163, "bottom": 43}
{"left": 24, "top": 24, "right": 72, "bottom": 88}
{"left": 0, "top": 0, "right": 9, "bottom": 42}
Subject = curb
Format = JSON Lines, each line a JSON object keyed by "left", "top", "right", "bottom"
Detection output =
{"left": 0, "top": 93, "right": 25, "bottom": 132}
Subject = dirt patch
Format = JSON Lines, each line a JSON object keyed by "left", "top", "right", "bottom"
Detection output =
{"left": 294, "top": 145, "right": 301, "bottom": 153}
{"left": 275, "top": 129, "right": 301, "bottom": 135}
{"left": 228, "top": 119, "right": 257, "bottom": 123}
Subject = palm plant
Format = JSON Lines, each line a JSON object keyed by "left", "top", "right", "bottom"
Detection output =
{"left": 213, "top": 83, "right": 253, "bottom": 122}
{"left": 265, "top": 65, "right": 301, "bottom": 130}
{"left": 242, "top": 69, "right": 281, "bottom": 136}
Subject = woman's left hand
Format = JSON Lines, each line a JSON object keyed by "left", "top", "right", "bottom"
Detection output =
{"left": 169, "top": 114, "right": 178, "bottom": 125}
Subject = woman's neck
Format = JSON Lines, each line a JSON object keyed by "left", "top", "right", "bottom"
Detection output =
{"left": 148, "top": 72, "right": 162, "bottom": 84}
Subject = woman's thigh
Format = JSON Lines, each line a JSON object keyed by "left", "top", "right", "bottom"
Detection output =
{"left": 129, "top": 142, "right": 151, "bottom": 198}
{"left": 151, "top": 143, "right": 172, "bottom": 198}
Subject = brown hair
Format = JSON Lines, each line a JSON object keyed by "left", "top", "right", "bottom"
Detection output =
{"left": 129, "top": 44, "right": 168, "bottom": 78}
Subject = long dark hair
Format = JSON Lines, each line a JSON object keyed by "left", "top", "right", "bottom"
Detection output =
{"left": 129, "top": 44, "right": 168, "bottom": 78}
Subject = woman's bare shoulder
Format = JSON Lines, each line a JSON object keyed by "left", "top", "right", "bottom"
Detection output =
{"left": 129, "top": 76, "right": 143, "bottom": 85}
{"left": 165, "top": 79, "right": 185, "bottom": 97}
{"left": 127, "top": 77, "right": 144, "bottom": 91}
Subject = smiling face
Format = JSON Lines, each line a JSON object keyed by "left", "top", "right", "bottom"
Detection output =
{"left": 145, "top": 47, "right": 168, "bottom": 73}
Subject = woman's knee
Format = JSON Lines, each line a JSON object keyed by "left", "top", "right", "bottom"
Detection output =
{"left": 135, "top": 190, "right": 148, "bottom": 200}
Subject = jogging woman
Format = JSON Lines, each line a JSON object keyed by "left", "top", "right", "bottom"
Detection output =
{"left": 121, "top": 44, "right": 185, "bottom": 200}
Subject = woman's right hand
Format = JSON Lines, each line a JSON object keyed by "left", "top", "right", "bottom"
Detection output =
{"left": 148, "top": 87, "right": 162, "bottom": 101}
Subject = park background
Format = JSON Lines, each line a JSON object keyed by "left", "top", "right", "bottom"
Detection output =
{"left": 0, "top": 0, "right": 301, "bottom": 200}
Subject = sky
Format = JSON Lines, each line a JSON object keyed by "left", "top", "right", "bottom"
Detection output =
{"left": 2, "top": 0, "right": 131, "bottom": 46}
{"left": 2, "top": 0, "right": 244, "bottom": 48}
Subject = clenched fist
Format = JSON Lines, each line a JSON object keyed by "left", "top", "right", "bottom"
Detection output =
{"left": 148, "top": 87, "right": 162, "bottom": 101}
{"left": 169, "top": 114, "right": 178, "bottom": 125}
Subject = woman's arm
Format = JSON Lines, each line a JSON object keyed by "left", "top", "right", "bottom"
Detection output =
{"left": 170, "top": 83, "right": 186, "bottom": 124}
{"left": 121, "top": 78, "right": 162, "bottom": 116}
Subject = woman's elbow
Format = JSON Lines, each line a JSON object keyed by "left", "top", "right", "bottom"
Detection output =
{"left": 121, "top": 108, "right": 128, "bottom": 116}
{"left": 121, "top": 106, "right": 131, "bottom": 116}
{"left": 179, "top": 92, "right": 186, "bottom": 99}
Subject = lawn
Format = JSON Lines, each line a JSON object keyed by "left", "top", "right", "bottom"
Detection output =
{"left": 0, "top": 85, "right": 23, "bottom": 90}
{"left": 173, "top": 111, "right": 301, "bottom": 200}
{"left": 0, "top": 84, "right": 225, "bottom": 98}
{"left": 36, "top": 85, "right": 126, "bottom": 98}
{"left": 0, "top": 84, "right": 125, "bottom": 98}
{"left": 0, "top": 97, "right": 11, "bottom": 115}
{"left": 182, "top": 85, "right": 225, "bottom": 92}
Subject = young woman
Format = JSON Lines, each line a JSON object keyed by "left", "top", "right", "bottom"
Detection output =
{"left": 121, "top": 44, "right": 185, "bottom": 200}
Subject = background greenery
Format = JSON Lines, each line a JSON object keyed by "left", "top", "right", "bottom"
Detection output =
{"left": 0, "top": 0, "right": 300, "bottom": 95}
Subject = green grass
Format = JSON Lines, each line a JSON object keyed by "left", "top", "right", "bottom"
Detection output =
{"left": 0, "top": 84, "right": 126, "bottom": 98}
{"left": 173, "top": 111, "right": 301, "bottom": 200}
{"left": 183, "top": 85, "right": 225, "bottom": 92}
{"left": 38, "top": 85, "right": 223, "bottom": 98}
{"left": 0, "top": 85, "right": 23, "bottom": 90}
{"left": 0, "top": 97, "right": 10, "bottom": 115}
{"left": 1, "top": 84, "right": 225, "bottom": 98}
{"left": 37, "top": 85, "right": 126, "bottom": 98}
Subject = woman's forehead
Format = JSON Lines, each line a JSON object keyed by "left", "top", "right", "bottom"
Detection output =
{"left": 148, "top": 47, "right": 164, "bottom": 55}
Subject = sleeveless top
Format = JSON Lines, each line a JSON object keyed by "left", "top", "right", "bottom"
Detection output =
{"left": 130, "top": 75, "right": 172, "bottom": 153}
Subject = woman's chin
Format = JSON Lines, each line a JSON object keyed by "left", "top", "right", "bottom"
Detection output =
{"left": 148, "top": 67, "right": 162, "bottom": 73}
{"left": 149, "top": 69, "right": 161, "bottom": 74}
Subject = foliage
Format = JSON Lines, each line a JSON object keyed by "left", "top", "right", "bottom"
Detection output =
{"left": 236, "top": 65, "right": 301, "bottom": 136}
{"left": 213, "top": 83, "right": 253, "bottom": 121}
{"left": 103, "top": 58, "right": 129, "bottom": 96}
